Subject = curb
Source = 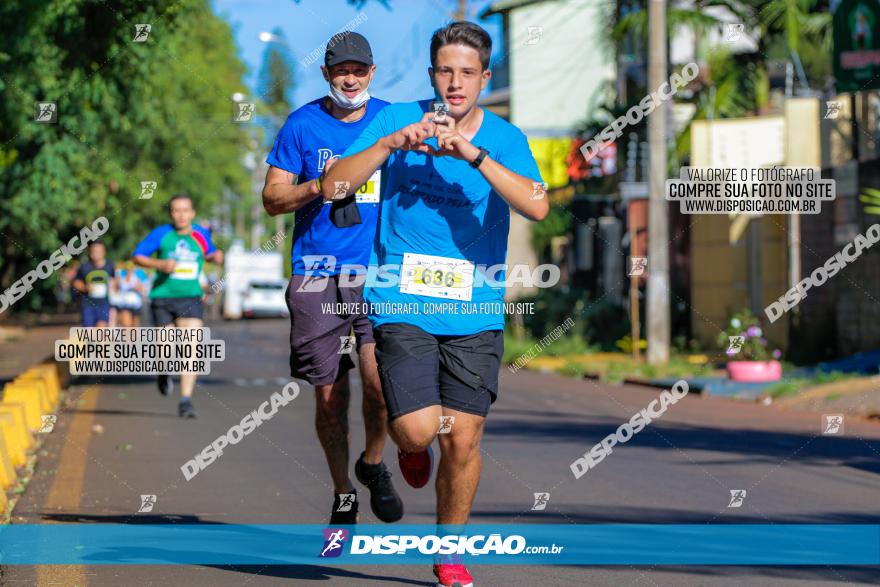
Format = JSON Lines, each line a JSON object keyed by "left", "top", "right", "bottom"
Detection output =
{"left": 0, "top": 355, "right": 68, "bottom": 521}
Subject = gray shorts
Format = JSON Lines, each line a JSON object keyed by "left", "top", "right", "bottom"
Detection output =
{"left": 285, "top": 274, "right": 374, "bottom": 386}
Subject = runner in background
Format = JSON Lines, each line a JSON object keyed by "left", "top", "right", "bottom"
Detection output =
{"left": 262, "top": 31, "right": 405, "bottom": 525}
{"left": 72, "top": 242, "right": 115, "bottom": 327}
{"left": 133, "top": 194, "right": 224, "bottom": 418}
{"left": 111, "top": 260, "right": 147, "bottom": 327}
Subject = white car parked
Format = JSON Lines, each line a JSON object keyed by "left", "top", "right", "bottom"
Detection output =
{"left": 241, "top": 280, "right": 288, "bottom": 318}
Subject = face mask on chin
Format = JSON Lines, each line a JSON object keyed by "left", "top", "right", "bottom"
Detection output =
{"left": 327, "top": 85, "right": 370, "bottom": 110}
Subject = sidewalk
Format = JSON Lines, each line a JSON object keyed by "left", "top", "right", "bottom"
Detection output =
{"left": 522, "top": 349, "right": 880, "bottom": 420}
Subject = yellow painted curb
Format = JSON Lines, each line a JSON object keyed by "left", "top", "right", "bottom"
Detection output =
{"left": 1, "top": 384, "right": 43, "bottom": 432}
{"left": 28, "top": 364, "right": 61, "bottom": 400}
{"left": 0, "top": 413, "right": 26, "bottom": 467}
{"left": 18, "top": 370, "right": 58, "bottom": 407}
{"left": 0, "top": 433, "right": 16, "bottom": 489}
{"left": 35, "top": 363, "right": 61, "bottom": 389}
{"left": 18, "top": 374, "right": 57, "bottom": 408}
{"left": 11, "top": 378, "right": 53, "bottom": 413}
{"left": 0, "top": 403, "right": 33, "bottom": 451}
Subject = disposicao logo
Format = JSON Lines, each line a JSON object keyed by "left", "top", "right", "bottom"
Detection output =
{"left": 319, "top": 528, "right": 349, "bottom": 558}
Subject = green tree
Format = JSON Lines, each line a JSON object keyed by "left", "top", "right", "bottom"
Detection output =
{"left": 0, "top": 0, "right": 251, "bottom": 313}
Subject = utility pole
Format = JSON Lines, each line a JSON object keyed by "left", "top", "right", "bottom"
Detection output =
{"left": 646, "top": 0, "right": 669, "bottom": 364}
{"left": 453, "top": 0, "right": 467, "bottom": 21}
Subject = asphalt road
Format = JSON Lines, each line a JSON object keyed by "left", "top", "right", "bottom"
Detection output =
{"left": 4, "top": 318, "right": 880, "bottom": 586}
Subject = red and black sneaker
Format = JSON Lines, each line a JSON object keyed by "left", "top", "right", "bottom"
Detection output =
{"left": 397, "top": 446, "right": 434, "bottom": 489}
{"left": 433, "top": 555, "right": 474, "bottom": 587}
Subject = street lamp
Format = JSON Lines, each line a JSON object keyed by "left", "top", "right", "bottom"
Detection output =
{"left": 258, "top": 31, "right": 286, "bottom": 45}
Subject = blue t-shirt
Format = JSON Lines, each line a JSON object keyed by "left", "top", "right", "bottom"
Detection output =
{"left": 343, "top": 100, "right": 543, "bottom": 335}
{"left": 267, "top": 97, "right": 390, "bottom": 275}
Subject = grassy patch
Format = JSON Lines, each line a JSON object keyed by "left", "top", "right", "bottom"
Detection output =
{"left": 504, "top": 331, "right": 718, "bottom": 382}
{"left": 764, "top": 380, "right": 803, "bottom": 398}
{"left": 764, "top": 371, "right": 852, "bottom": 398}
{"left": 503, "top": 333, "right": 596, "bottom": 366}
{"left": 602, "top": 356, "right": 716, "bottom": 383}
{"left": 558, "top": 362, "right": 590, "bottom": 378}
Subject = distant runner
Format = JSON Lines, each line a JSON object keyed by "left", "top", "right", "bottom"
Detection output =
{"left": 133, "top": 194, "right": 224, "bottom": 418}
{"left": 72, "top": 242, "right": 115, "bottom": 327}
{"left": 111, "top": 261, "right": 147, "bottom": 327}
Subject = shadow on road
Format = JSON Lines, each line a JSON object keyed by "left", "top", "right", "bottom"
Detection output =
{"left": 471, "top": 506, "right": 880, "bottom": 524}
{"left": 205, "top": 565, "right": 433, "bottom": 585}
{"left": 36, "top": 513, "right": 432, "bottom": 585}
{"left": 485, "top": 413, "right": 880, "bottom": 478}
{"left": 64, "top": 407, "right": 179, "bottom": 418}
{"left": 39, "top": 513, "right": 223, "bottom": 524}
{"left": 72, "top": 375, "right": 233, "bottom": 386}
{"left": 567, "top": 565, "right": 880, "bottom": 585}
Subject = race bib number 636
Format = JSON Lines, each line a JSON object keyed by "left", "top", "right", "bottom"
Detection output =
{"left": 400, "top": 252, "right": 474, "bottom": 301}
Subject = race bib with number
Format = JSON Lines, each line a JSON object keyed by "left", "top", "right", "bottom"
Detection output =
{"left": 324, "top": 169, "right": 381, "bottom": 205}
{"left": 171, "top": 260, "right": 199, "bottom": 280}
{"left": 87, "top": 283, "right": 107, "bottom": 298}
{"left": 400, "top": 252, "right": 474, "bottom": 301}
{"left": 355, "top": 169, "right": 382, "bottom": 203}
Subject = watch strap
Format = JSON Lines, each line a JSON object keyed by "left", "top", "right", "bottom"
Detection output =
{"left": 470, "top": 146, "right": 488, "bottom": 169}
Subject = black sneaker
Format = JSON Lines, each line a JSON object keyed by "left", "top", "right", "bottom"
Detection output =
{"left": 158, "top": 375, "right": 173, "bottom": 396}
{"left": 329, "top": 490, "right": 359, "bottom": 525}
{"left": 354, "top": 452, "right": 404, "bottom": 523}
{"left": 178, "top": 398, "right": 197, "bottom": 419}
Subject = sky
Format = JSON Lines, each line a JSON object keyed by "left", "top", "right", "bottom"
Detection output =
{"left": 213, "top": 0, "right": 504, "bottom": 109}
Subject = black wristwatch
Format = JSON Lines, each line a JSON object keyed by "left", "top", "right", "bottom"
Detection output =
{"left": 469, "top": 146, "right": 489, "bottom": 169}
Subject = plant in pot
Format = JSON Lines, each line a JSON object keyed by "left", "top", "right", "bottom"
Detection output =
{"left": 716, "top": 310, "right": 782, "bottom": 382}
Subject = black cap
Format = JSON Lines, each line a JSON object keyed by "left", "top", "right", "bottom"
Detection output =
{"left": 325, "top": 31, "right": 373, "bottom": 67}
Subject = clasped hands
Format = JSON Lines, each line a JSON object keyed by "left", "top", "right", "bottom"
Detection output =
{"left": 383, "top": 111, "right": 480, "bottom": 163}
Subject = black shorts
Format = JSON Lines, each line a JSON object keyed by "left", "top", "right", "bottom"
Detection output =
{"left": 373, "top": 322, "right": 503, "bottom": 420}
{"left": 286, "top": 274, "right": 374, "bottom": 386}
{"left": 150, "top": 297, "right": 204, "bottom": 326}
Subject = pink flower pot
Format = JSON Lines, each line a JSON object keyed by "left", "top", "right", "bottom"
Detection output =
{"left": 727, "top": 360, "right": 782, "bottom": 383}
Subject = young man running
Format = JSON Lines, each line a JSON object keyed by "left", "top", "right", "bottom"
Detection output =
{"left": 133, "top": 194, "right": 223, "bottom": 418}
{"left": 324, "top": 21, "right": 547, "bottom": 587}
{"left": 262, "top": 31, "right": 404, "bottom": 525}
{"left": 73, "top": 242, "right": 115, "bottom": 327}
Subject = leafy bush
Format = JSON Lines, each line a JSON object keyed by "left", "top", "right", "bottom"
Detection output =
{"left": 502, "top": 331, "right": 594, "bottom": 366}
{"left": 517, "top": 286, "right": 630, "bottom": 352}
